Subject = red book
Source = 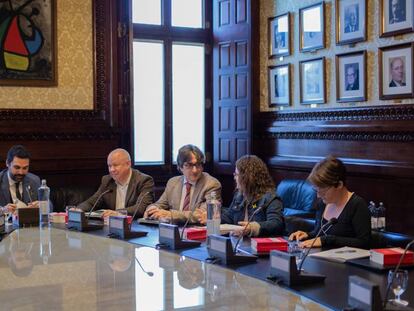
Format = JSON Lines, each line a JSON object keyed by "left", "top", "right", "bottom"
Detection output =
{"left": 184, "top": 227, "right": 207, "bottom": 241}
{"left": 251, "top": 237, "right": 288, "bottom": 253}
{"left": 370, "top": 248, "right": 414, "bottom": 266}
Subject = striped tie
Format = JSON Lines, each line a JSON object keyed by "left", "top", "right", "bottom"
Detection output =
{"left": 182, "top": 182, "right": 192, "bottom": 211}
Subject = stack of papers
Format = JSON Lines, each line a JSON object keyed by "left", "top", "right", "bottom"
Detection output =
{"left": 310, "top": 246, "right": 370, "bottom": 263}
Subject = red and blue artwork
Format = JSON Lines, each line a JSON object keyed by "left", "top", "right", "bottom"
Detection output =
{"left": 0, "top": 0, "right": 54, "bottom": 85}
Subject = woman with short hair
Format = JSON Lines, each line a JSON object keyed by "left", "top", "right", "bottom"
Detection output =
{"left": 289, "top": 156, "right": 371, "bottom": 249}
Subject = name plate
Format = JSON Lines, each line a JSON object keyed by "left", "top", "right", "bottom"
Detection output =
{"left": 348, "top": 275, "right": 382, "bottom": 311}
{"left": 159, "top": 223, "right": 176, "bottom": 239}
{"left": 159, "top": 223, "right": 200, "bottom": 250}
{"left": 207, "top": 234, "right": 257, "bottom": 265}
{"left": 17, "top": 207, "right": 39, "bottom": 227}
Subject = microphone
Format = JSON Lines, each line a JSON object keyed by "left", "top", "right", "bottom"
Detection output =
{"left": 135, "top": 255, "right": 154, "bottom": 277}
{"left": 179, "top": 202, "right": 203, "bottom": 240}
{"left": 383, "top": 239, "right": 414, "bottom": 309}
{"left": 25, "top": 185, "right": 33, "bottom": 203}
{"left": 129, "top": 191, "right": 150, "bottom": 231}
{"left": 85, "top": 189, "right": 113, "bottom": 221}
{"left": 297, "top": 217, "right": 338, "bottom": 271}
{"left": 233, "top": 196, "right": 278, "bottom": 253}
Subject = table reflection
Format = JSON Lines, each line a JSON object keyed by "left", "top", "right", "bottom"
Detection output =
{"left": 0, "top": 228, "right": 328, "bottom": 310}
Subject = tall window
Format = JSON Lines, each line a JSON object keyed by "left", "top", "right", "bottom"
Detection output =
{"left": 132, "top": 0, "right": 209, "bottom": 166}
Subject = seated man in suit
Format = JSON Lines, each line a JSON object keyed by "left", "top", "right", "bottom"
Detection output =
{"left": 144, "top": 144, "right": 221, "bottom": 224}
{"left": 0, "top": 145, "right": 41, "bottom": 214}
{"left": 77, "top": 148, "right": 154, "bottom": 218}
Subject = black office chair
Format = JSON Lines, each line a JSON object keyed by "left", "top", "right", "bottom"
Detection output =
{"left": 370, "top": 230, "right": 414, "bottom": 249}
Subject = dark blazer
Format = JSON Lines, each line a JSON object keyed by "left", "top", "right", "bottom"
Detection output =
{"left": 221, "top": 191, "right": 285, "bottom": 237}
{"left": 389, "top": 80, "right": 406, "bottom": 87}
{"left": 77, "top": 169, "right": 154, "bottom": 218}
{"left": 0, "top": 169, "right": 40, "bottom": 206}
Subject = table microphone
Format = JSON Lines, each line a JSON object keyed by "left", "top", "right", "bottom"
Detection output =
{"left": 383, "top": 239, "right": 414, "bottom": 309}
{"left": 135, "top": 256, "right": 154, "bottom": 277}
{"left": 297, "top": 217, "right": 338, "bottom": 272}
{"left": 232, "top": 196, "right": 278, "bottom": 253}
{"left": 179, "top": 202, "right": 203, "bottom": 240}
{"left": 85, "top": 189, "right": 113, "bottom": 222}
{"left": 25, "top": 185, "right": 33, "bottom": 203}
{"left": 129, "top": 191, "right": 150, "bottom": 231}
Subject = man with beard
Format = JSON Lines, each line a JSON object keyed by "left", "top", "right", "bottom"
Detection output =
{"left": 0, "top": 145, "right": 41, "bottom": 213}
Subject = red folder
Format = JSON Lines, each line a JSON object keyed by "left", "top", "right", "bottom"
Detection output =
{"left": 370, "top": 248, "right": 414, "bottom": 265}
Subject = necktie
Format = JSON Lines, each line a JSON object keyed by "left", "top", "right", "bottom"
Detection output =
{"left": 15, "top": 182, "right": 22, "bottom": 201}
{"left": 182, "top": 182, "right": 192, "bottom": 211}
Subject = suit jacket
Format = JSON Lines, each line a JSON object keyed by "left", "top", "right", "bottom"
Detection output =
{"left": 389, "top": 80, "right": 406, "bottom": 87}
{"left": 221, "top": 191, "right": 285, "bottom": 237}
{"left": 153, "top": 172, "right": 221, "bottom": 224}
{"left": 0, "top": 169, "right": 40, "bottom": 206}
{"left": 346, "top": 82, "right": 359, "bottom": 91}
{"left": 77, "top": 169, "right": 154, "bottom": 218}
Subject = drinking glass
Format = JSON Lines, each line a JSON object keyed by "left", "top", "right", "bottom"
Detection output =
{"left": 387, "top": 269, "right": 409, "bottom": 307}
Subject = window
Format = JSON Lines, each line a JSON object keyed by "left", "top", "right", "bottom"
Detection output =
{"left": 132, "top": 1, "right": 210, "bottom": 166}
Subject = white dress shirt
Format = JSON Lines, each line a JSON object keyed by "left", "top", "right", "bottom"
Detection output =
{"left": 115, "top": 170, "right": 132, "bottom": 210}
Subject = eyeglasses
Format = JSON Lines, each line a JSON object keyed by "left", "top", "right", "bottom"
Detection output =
{"left": 183, "top": 162, "right": 203, "bottom": 169}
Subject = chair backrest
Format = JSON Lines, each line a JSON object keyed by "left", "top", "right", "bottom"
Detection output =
{"left": 370, "top": 230, "right": 414, "bottom": 249}
{"left": 276, "top": 179, "right": 317, "bottom": 218}
{"left": 51, "top": 186, "right": 97, "bottom": 212}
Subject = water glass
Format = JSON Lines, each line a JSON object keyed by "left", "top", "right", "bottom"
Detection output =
{"left": 387, "top": 269, "right": 409, "bottom": 307}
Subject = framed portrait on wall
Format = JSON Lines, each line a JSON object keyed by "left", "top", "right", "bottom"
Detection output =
{"left": 379, "top": 43, "right": 413, "bottom": 99}
{"left": 336, "top": 51, "right": 367, "bottom": 102}
{"left": 269, "top": 13, "right": 290, "bottom": 57}
{"left": 299, "top": 2, "right": 325, "bottom": 52}
{"left": 336, "top": 0, "right": 367, "bottom": 45}
{"left": 380, "top": 0, "right": 414, "bottom": 37}
{"left": 299, "top": 57, "right": 326, "bottom": 104}
{"left": 268, "top": 64, "right": 290, "bottom": 106}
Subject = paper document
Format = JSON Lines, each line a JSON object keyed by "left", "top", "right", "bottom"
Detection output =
{"left": 310, "top": 246, "right": 370, "bottom": 263}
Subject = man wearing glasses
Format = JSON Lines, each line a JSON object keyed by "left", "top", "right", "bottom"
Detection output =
{"left": 144, "top": 144, "right": 221, "bottom": 224}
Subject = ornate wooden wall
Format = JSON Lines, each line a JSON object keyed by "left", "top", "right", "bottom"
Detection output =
{"left": 253, "top": 105, "right": 414, "bottom": 234}
{"left": 0, "top": 0, "right": 124, "bottom": 193}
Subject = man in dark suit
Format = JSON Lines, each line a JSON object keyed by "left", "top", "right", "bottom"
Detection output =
{"left": 144, "top": 144, "right": 221, "bottom": 224}
{"left": 389, "top": 57, "right": 406, "bottom": 87}
{"left": 77, "top": 148, "right": 154, "bottom": 218}
{"left": 0, "top": 145, "right": 40, "bottom": 214}
{"left": 345, "top": 65, "right": 359, "bottom": 91}
{"left": 344, "top": 5, "right": 358, "bottom": 33}
{"left": 389, "top": 0, "right": 405, "bottom": 24}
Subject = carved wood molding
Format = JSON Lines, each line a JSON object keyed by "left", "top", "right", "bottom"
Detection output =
{"left": 260, "top": 131, "right": 414, "bottom": 142}
{"left": 0, "top": 0, "right": 107, "bottom": 121}
{"left": 0, "top": 131, "right": 119, "bottom": 141}
{"left": 261, "top": 104, "right": 414, "bottom": 122}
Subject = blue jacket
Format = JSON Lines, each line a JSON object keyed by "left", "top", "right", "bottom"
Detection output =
{"left": 221, "top": 191, "right": 284, "bottom": 236}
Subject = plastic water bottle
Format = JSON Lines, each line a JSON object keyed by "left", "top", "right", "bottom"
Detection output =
{"left": 38, "top": 179, "right": 50, "bottom": 225}
{"left": 377, "top": 202, "right": 386, "bottom": 231}
{"left": 368, "top": 201, "right": 377, "bottom": 229}
{"left": 206, "top": 191, "right": 221, "bottom": 236}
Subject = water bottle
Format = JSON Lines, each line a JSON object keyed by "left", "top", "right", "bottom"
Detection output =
{"left": 369, "top": 201, "right": 377, "bottom": 229}
{"left": 206, "top": 191, "right": 221, "bottom": 236}
{"left": 38, "top": 179, "right": 50, "bottom": 225}
{"left": 377, "top": 202, "right": 386, "bottom": 231}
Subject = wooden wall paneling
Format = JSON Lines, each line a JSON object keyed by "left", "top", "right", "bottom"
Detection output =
{"left": 213, "top": 0, "right": 252, "bottom": 175}
{"left": 254, "top": 107, "right": 414, "bottom": 235}
{"left": 0, "top": 0, "right": 122, "bottom": 192}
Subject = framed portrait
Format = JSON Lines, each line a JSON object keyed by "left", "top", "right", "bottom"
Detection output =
{"left": 269, "top": 13, "right": 291, "bottom": 58}
{"left": 336, "top": 0, "right": 367, "bottom": 45}
{"left": 299, "top": 57, "right": 326, "bottom": 104}
{"left": 0, "top": 0, "right": 57, "bottom": 86}
{"left": 379, "top": 43, "right": 414, "bottom": 99}
{"left": 268, "top": 64, "right": 290, "bottom": 106}
{"left": 299, "top": 2, "right": 325, "bottom": 52}
{"left": 336, "top": 51, "right": 367, "bottom": 102}
{"left": 380, "top": 0, "right": 414, "bottom": 37}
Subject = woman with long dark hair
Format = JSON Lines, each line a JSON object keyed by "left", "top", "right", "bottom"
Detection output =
{"left": 221, "top": 155, "right": 284, "bottom": 237}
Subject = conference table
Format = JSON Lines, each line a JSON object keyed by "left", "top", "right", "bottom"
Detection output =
{"left": 0, "top": 222, "right": 413, "bottom": 310}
